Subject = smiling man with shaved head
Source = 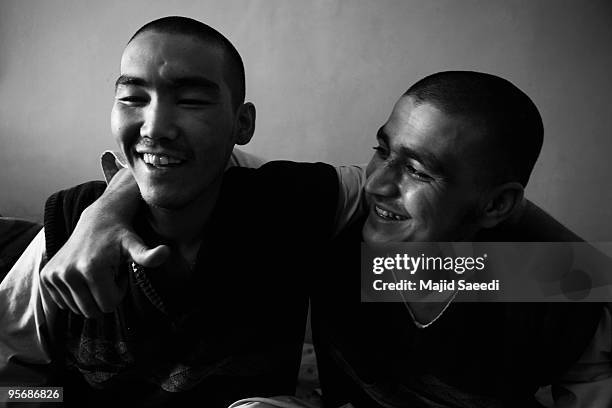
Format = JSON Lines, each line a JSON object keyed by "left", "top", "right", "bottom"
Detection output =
{"left": 0, "top": 17, "right": 348, "bottom": 407}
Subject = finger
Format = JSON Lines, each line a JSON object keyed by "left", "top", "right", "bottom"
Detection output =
{"left": 88, "top": 268, "right": 126, "bottom": 313}
{"left": 122, "top": 232, "right": 170, "bottom": 267}
{"left": 51, "top": 278, "right": 81, "bottom": 315}
{"left": 139, "top": 245, "right": 171, "bottom": 267}
{"left": 115, "top": 270, "right": 129, "bottom": 300}
{"left": 40, "top": 277, "right": 68, "bottom": 310}
{"left": 66, "top": 278, "right": 104, "bottom": 318}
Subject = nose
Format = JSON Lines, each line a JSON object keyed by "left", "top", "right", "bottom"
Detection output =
{"left": 140, "top": 100, "right": 178, "bottom": 141}
{"left": 365, "top": 160, "right": 401, "bottom": 199}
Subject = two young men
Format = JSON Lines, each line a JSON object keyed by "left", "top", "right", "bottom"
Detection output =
{"left": 2, "top": 16, "right": 610, "bottom": 408}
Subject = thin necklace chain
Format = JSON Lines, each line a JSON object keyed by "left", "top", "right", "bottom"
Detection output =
{"left": 391, "top": 268, "right": 458, "bottom": 329}
{"left": 405, "top": 289, "right": 458, "bottom": 329}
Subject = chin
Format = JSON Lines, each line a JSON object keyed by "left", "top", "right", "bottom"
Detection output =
{"left": 147, "top": 200, "right": 186, "bottom": 211}
{"left": 362, "top": 216, "right": 413, "bottom": 244}
{"left": 140, "top": 190, "right": 190, "bottom": 211}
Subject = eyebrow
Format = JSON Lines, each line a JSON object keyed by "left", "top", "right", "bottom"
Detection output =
{"left": 376, "top": 126, "right": 444, "bottom": 174}
{"left": 115, "top": 75, "right": 146, "bottom": 88}
{"left": 114, "top": 75, "right": 221, "bottom": 94}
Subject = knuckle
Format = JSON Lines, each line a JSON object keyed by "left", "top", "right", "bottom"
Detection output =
{"left": 74, "top": 258, "right": 92, "bottom": 272}
{"left": 40, "top": 265, "right": 57, "bottom": 281}
{"left": 40, "top": 271, "right": 52, "bottom": 286}
{"left": 49, "top": 272, "right": 66, "bottom": 286}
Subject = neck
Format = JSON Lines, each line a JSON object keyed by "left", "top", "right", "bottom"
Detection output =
{"left": 146, "top": 178, "right": 223, "bottom": 260}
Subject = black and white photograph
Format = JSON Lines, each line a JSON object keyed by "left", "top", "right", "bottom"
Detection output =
{"left": 1, "top": 1, "right": 611, "bottom": 407}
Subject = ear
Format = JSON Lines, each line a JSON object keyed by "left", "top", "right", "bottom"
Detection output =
{"left": 233, "top": 102, "right": 256, "bottom": 145}
{"left": 478, "top": 182, "right": 525, "bottom": 229}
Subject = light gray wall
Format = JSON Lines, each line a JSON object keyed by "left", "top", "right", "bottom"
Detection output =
{"left": 1, "top": 0, "right": 611, "bottom": 240}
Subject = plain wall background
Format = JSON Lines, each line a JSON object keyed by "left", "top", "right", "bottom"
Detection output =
{"left": 1, "top": 0, "right": 611, "bottom": 240}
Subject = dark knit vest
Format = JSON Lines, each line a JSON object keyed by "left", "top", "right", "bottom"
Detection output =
{"left": 311, "top": 217, "right": 604, "bottom": 408}
{"left": 43, "top": 161, "right": 339, "bottom": 407}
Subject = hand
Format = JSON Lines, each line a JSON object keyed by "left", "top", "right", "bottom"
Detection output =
{"left": 40, "top": 168, "right": 170, "bottom": 318}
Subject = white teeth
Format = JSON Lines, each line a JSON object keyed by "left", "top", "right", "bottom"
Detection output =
{"left": 375, "top": 206, "right": 408, "bottom": 221}
{"left": 142, "top": 153, "right": 183, "bottom": 166}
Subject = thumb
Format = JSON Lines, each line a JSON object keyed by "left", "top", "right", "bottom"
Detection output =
{"left": 121, "top": 232, "right": 171, "bottom": 267}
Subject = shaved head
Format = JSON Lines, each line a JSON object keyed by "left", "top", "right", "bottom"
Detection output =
{"left": 405, "top": 71, "right": 543, "bottom": 187}
{"left": 129, "top": 16, "right": 245, "bottom": 110}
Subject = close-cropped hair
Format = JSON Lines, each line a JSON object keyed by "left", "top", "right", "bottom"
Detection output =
{"left": 129, "top": 16, "right": 246, "bottom": 111}
{"left": 406, "top": 71, "right": 544, "bottom": 187}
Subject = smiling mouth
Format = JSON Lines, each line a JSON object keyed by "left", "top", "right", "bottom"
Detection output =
{"left": 374, "top": 205, "right": 409, "bottom": 221}
{"left": 140, "top": 153, "right": 185, "bottom": 168}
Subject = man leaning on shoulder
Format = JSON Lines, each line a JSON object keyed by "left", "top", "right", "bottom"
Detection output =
{"left": 33, "top": 70, "right": 612, "bottom": 407}
{"left": 1, "top": 16, "right": 610, "bottom": 408}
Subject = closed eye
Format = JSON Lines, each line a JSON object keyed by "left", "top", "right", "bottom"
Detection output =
{"left": 372, "top": 145, "right": 389, "bottom": 158}
{"left": 178, "top": 99, "right": 213, "bottom": 107}
{"left": 406, "top": 164, "right": 432, "bottom": 182}
{"left": 117, "top": 96, "right": 147, "bottom": 106}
